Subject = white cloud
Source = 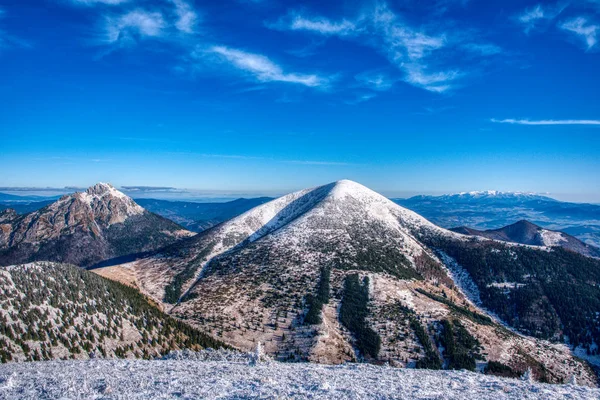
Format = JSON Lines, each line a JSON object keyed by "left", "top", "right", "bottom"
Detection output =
{"left": 560, "top": 17, "right": 599, "bottom": 49}
{"left": 403, "top": 65, "right": 462, "bottom": 93}
{"left": 76, "top": 0, "right": 197, "bottom": 49}
{"left": 207, "top": 46, "right": 326, "bottom": 87}
{"left": 491, "top": 118, "right": 600, "bottom": 125}
{"left": 268, "top": 2, "right": 490, "bottom": 93}
{"left": 171, "top": 0, "right": 198, "bottom": 34}
{"left": 369, "top": 5, "right": 460, "bottom": 92}
{"left": 518, "top": 5, "right": 546, "bottom": 30}
{"left": 369, "top": 3, "right": 446, "bottom": 61}
{"left": 287, "top": 14, "right": 357, "bottom": 36}
{"left": 72, "top": 0, "right": 131, "bottom": 4}
{"left": 516, "top": 3, "right": 565, "bottom": 33}
{"left": 103, "top": 10, "right": 166, "bottom": 45}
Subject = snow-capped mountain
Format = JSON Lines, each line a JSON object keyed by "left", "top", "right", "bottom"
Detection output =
{"left": 0, "top": 183, "right": 193, "bottom": 268}
{"left": 408, "top": 191, "right": 556, "bottom": 203}
{"left": 451, "top": 220, "right": 600, "bottom": 258}
{"left": 96, "top": 180, "right": 599, "bottom": 385}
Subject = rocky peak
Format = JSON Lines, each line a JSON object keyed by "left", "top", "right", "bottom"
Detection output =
{"left": 74, "top": 183, "right": 144, "bottom": 226}
{"left": 86, "top": 182, "right": 116, "bottom": 196}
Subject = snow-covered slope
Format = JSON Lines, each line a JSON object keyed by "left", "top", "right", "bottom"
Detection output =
{"left": 0, "top": 355, "right": 597, "bottom": 399}
{"left": 104, "top": 180, "right": 463, "bottom": 304}
{"left": 0, "top": 183, "right": 193, "bottom": 267}
{"left": 92, "top": 180, "right": 599, "bottom": 386}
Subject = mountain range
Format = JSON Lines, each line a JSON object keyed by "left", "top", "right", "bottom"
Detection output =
{"left": 0, "top": 183, "right": 193, "bottom": 268}
{"left": 3, "top": 189, "right": 599, "bottom": 248}
{"left": 395, "top": 192, "right": 600, "bottom": 248}
{"left": 0, "top": 180, "right": 599, "bottom": 385}
{"left": 93, "top": 180, "right": 600, "bottom": 385}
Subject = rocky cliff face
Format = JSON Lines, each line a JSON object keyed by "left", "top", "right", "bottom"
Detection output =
{"left": 95, "top": 180, "right": 599, "bottom": 386}
{"left": 0, "top": 183, "right": 193, "bottom": 268}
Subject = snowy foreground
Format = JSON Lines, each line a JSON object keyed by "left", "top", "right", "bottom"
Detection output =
{"left": 1, "top": 352, "right": 599, "bottom": 400}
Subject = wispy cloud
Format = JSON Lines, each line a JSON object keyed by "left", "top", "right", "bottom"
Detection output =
{"left": 373, "top": 20, "right": 458, "bottom": 92}
{"left": 204, "top": 46, "right": 327, "bottom": 87}
{"left": 102, "top": 10, "right": 166, "bottom": 46}
{"left": 560, "top": 17, "right": 599, "bottom": 49}
{"left": 268, "top": 2, "right": 498, "bottom": 94}
{"left": 517, "top": 5, "right": 546, "bottom": 32}
{"left": 516, "top": 4, "right": 564, "bottom": 33}
{"left": 170, "top": 0, "right": 198, "bottom": 34}
{"left": 491, "top": 118, "right": 600, "bottom": 125}
{"left": 284, "top": 13, "right": 357, "bottom": 36}
{"left": 72, "top": 0, "right": 131, "bottom": 4}
{"left": 402, "top": 65, "right": 462, "bottom": 93}
{"left": 72, "top": 0, "right": 198, "bottom": 51}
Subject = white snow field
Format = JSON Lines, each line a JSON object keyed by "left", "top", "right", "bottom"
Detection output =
{"left": 0, "top": 353, "right": 598, "bottom": 400}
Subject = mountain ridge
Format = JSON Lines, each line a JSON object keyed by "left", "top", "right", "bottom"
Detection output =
{"left": 403, "top": 191, "right": 558, "bottom": 203}
{"left": 450, "top": 220, "right": 600, "bottom": 258}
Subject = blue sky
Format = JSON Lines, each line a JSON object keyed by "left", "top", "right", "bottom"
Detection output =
{"left": 0, "top": 0, "right": 599, "bottom": 201}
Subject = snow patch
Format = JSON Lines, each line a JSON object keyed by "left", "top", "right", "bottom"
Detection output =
{"left": 540, "top": 230, "right": 567, "bottom": 247}
{"left": 437, "top": 251, "right": 482, "bottom": 306}
{"left": 487, "top": 282, "right": 526, "bottom": 289}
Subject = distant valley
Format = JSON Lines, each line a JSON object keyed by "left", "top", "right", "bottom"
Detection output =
{"left": 134, "top": 197, "right": 273, "bottom": 232}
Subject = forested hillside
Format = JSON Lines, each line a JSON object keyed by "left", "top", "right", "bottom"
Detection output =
{"left": 419, "top": 234, "right": 600, "bottom": 354}
{"left": 0, "top": 262, "right": 227, "bottom": 363}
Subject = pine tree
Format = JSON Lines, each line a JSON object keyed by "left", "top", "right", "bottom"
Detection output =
{"left": 521, "top": 367, "right": 533, "bottom": 383}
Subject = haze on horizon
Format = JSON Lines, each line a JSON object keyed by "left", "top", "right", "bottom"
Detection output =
{"left": 1, "top": 0, "right": 599, "bottom": 202}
